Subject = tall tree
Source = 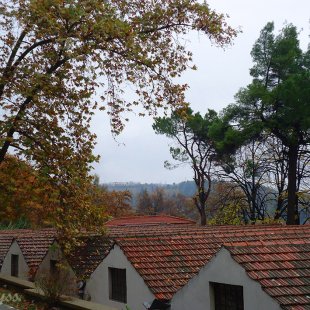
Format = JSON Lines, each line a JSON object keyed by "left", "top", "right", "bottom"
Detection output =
{"left": 137, "top": 189, "right": 153, "bottom": 215}
{"left": 153, "top": 108, "right": 218, "bottom": 225}
{"left": 0, "top": 0, "right": 236, "bottom": 236}
{"left": 264, "top": 135, "right": 289, "bottom": 220}
{"left": 151, "top": 187, "right": 166, "bottom": 214}
{"left": 226, "top": 22, "right": 310, "bottom": 224}
{"left": 217, "top": 138, "right": 272, "bottom": 223}
{"left": 0, "top": 0, "right": 236, "bottom": 165}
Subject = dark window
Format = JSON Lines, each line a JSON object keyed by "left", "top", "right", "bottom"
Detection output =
{"left": 50, "top": 259, "right": 58, "bottom": 275}
{"left": 11, "top": 254, "right": 19, "bottom": 277}
{"left": 212, "top": 282, "right": 244, "bottom": 310}
{"left": 109, "top": 267, "right": 127, "bottom": 303}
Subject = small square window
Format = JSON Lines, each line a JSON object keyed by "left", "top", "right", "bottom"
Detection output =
{"left": 211, "top": 282, "right": 244, "bottom": 310}
{"left": 109, "top": 267, "right": 127, "bottom": 303}
{"left": 11, "top": 254, "right": 19, "bottom": 277}
{"left": 50, "top": 259, "right": 58, "bottom": 275}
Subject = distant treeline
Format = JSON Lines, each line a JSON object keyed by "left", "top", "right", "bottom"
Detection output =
{"left": 104, "top": 181, "right": 196, "bottom": 202}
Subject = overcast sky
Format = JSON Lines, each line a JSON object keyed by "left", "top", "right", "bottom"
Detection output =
{"left": 92, "top": 0, "right": 310, "bottom": 184}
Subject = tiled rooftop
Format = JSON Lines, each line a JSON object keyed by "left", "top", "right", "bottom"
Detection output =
{"left": 108, "top": 222, "right": 310, "bottom": 238}
{"left": 0, "top": 236, "right": 14, "bottom": 268}
{"left": 0, "top": 228, "right": 114, "bottom": 279}
{"left": 105, "top": 215, "right": 195, "bottom": 226}
{"left": 226, "top": 241, "right": 310, "bottom": 310}
{"left": 0, "top": 228, "right": 56, "bottom": 272}
{"left": 115, "top": 224, "right": 310, "bottom": 304}
{"left": 67, "top": 236, "right": 114, "bottom": 278}
{"left": 1, "top": 220, "right": 310, "bottom": 309}
{"left": 117, "top": 234, "right": 222, "bottom": 300}
{"left": 0, "top": 228, "right": 56, "bottom": 237}
{"left": 16, "top": 234, "right": 55, "bottom": 270}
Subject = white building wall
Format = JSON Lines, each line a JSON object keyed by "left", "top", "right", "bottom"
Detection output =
{"left": 35, "top": 241, "right": 62, "bottom": 276}
{"left": 35, "top": 241, "right": 76, "bottom": 278}
{"left": 171, "top": 248, "right": 281, "bottom": 310}
{"left": 1, "top": 240, "right": 29, "bottom": 280}
{"left": 86, "top": 245, "right": 155, "bottom": 310}
{"left": 35, "top": 241, "right": 77, "bottom": 296}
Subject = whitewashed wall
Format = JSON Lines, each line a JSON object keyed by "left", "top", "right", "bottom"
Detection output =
{"left": 171, "top": 247, "right": 281, "bottom": 310}
{"left": 1, "top": 240, "right": 29, "bottom": 280}
{"left": 86, "top": 245, "right": 155, "bottom": 310}
{"left": 35, "top": 241, "right": 77, "bottom": 296}
{"left": 35, "top": 241, "right": 75, "bottom": 278}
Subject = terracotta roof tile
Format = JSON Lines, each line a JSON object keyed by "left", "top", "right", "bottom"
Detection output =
{"left": 66, "top": 236, "right": 114, "bottom": 278}
{"left": 0, "top": 236, "right": 14, "bottom": 268}
{"left": 226, "top": 240, "right": 310, "bottom": 309}
{"left": 113, "top": 224, "right": 310, "bottom": 304}
{"left": 105, "top": 215, "right": 195, "bottom": 226}
{"left": 116, "top": 234, "right": 223, "bottom": 300}
{"left": 0, "top": 228, "right": 56, "bottom": 273}
{"left": 1, "top": 220, "right": 310, "bottom": 309}
{"left": 0, "top": 229, "right": 114, "bottom": 280}
{"left": 17, "top": 234, "right": 55, "bottom": 270}
{"left": 0, "top": 228, "right": 56, "bottom": 237}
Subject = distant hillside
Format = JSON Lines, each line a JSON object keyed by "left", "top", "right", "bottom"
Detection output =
{"left": 104, "top": 181, "right": 196, "bottom": 196}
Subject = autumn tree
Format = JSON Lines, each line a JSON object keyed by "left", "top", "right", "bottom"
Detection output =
{"left": 0, "top": 0, "right": 236, "bottom": 236}
{"left": 136, "top": 189, "right": 153, "bottom": 215}
{"left": 163, "top": 191, "right": 197, "bottom": 220}
{"left": 207, "top": 182, "right": 246, "bottom": 225}
{"left": 153, "top": 108, "right": 218, "bottom": 225}
{"left": 0, "top": 156, "right": 132, "bottom": 239}
{"left": 0, "top": 155, "right": 59, "bottom": 227}
{"left": 223, "top": 22, "right": 310, "bottom": 224}
{"left": 0, "top": 0, "right": 236, "bottom": 163}
{"left": 91, "top": 183, "right": 133, "bottom": 218}
{"left": 136, "top": 186, "right": 197, "bottom": 220}
{"left": 0, "top": 155, "right": 112, "bottom": 242}
{"left": 151, "top": 187, "right": 166, "bottom": 214}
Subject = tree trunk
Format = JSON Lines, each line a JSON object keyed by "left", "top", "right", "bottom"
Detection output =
{"left": 200, "top": 207, "right": 207, "bottom": 226}
{"left": 286, "top": 144, "right": 299, "bottom": 225}
{"left": 0, "top": 134, "right": 13, "bottom": 163}
{"left": 193, "top": 196, "right": 207, "bottom": 226}
{"left": 250, "top": 195, "right": 256, "bottom": 224}
{"left": 295, "top": 191, "right": 300, "bottom": 224}
{"left": 274, "top": 195, "right": 284, "bottom": 220}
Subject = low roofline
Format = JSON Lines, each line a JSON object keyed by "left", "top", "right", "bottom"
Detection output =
{"left": 67, "top": 238, "right": 117, "bottom": 279}
{"left": 14, "top": 235, "right": 57, "bottom": 274}
{"left": 221, "top": 241, "right": 310, "bottom": 309}
{"left": 105, "top": 215, "right": 196, "bottom": 226}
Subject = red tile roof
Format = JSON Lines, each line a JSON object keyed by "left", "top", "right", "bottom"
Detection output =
{"left": 1, "top": 221, "right": 310, "bottom": 310}
{"left": 67, "top": 236, "right": 114, "bottom": 278}
{"left": 16, "top": 234, "right": 55, "bottom": 271}
{"left": 105, "top": 215, "right": 195, "bottom": 226}
{"left": 0, "top": 228, "right": 56, "bottom": 237}
{"left": 0, "top": 236, "right": 14, "bottom": 268}
{"left": 108, "top": 222, "right": 310, "bottom": 239}
{"left": 0, "top": 229, "right": 34, "bottom": 236}
{"left": 226, "top": 241, "right": 310, "bottom": 310}
{"left": 107, "top": 223, "right": 195, "bottom": 238}
{"left": 0, "top": 228, "right": 56, "bottom": 272}
{"left": 114, "top": 224, "right": 310, "bottom": 305}
{"left": 0, "top": 229, "right": 113, "bottom": 279}
{"left": 117, "top": 234, "right": 222, "bottom": 300}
